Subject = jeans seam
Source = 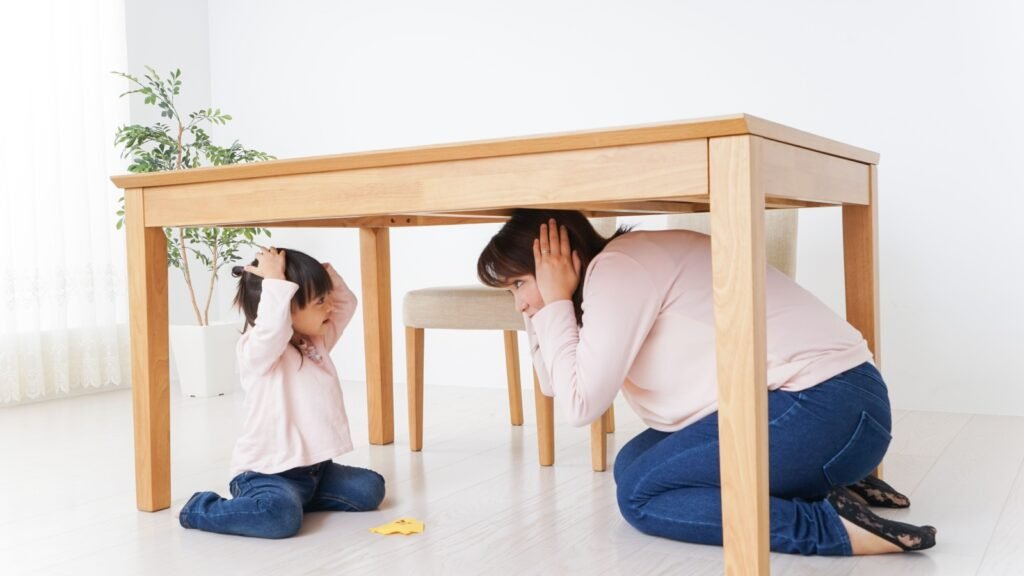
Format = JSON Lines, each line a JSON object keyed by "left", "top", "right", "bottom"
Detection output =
{"left": 822, "top": 411, "right": 891, "bottom": 487}
{"left": 846, "top": 388, "right": 890, "bottom": 409}
{"left": 768, "top": 394, "right": 803, "bottom": 427}
{"left": 632, "top": 496, "right": 717, "bottom": 528}
{"left": 189, "top": 504, "right": 277, "bottom": 520}
{"left": 316, "top": 494, "right": 364, "bottom": 511}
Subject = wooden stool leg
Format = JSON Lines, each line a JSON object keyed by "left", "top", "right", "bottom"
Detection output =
{"left": 604, "top": 402, "right": 615, "bottom": 433}
{"left": 591, "top": 411, "right": 608, "bottom": 472}
{"left": 533, "top": 369, "right": 554, "bottom": 466}
{"left": 503, "top": 331, "right": 524, "bottom": 426}
{"left": 406, "top": 327, "right": 424, "bottom": 452}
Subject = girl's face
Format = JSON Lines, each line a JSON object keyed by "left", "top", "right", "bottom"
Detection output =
{"left": 291, "top": 292, "right": 334, "bottom": 338}
{"left": 507, "top": 274, "right": 545, "bottom": 318}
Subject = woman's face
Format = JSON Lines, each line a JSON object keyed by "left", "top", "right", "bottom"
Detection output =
{"left": 507, "top": 274, "right": 545, "bottom": 318}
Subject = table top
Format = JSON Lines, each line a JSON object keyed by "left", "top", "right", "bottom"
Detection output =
{"left": 110, "top": 113, "right": 878, "bottom": 191}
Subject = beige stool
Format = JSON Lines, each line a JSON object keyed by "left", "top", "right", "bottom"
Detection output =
{"left": 403, "top": 218, "right": 617, "bottom": 470}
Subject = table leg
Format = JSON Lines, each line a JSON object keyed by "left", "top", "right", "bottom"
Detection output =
{"left": 359, "top": 228, "right": 394, "bottom": 445}
{"left": 843, "top": 164, "right": 881, "bottom": 365}
{"left": 125, "top": 188, "right": 171, "bottom": 512}
{"left": 843, "top": 164, "right": 882, "bottom": 476}
{"left": 709, "top": 136, "right": 771, "bottom": 575}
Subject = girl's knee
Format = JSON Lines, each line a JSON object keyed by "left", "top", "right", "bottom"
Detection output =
{"left": 343, "top": 468, "right": 386, "bottom": 511}
{"left": 266, "top": 512, "right": 302, "bottom": 539}
{"left": 253, "top": 493, "right": 304, "bottom": 539}
{"left": 363, "top": 470, "right": 386, "bottom": 510}
{"left": 260, "top": 501, "right": 303, "bottom": 539}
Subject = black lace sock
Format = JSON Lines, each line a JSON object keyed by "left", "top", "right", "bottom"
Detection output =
{"left": 847, "top": 475, "right": 911, "bottom": 509}
{"left": 828, "top": 486, "right": 936, "bottom": 552}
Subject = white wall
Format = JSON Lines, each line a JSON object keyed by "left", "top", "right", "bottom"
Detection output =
{"left": 125, "top": 0, "right": 229, "bottom": 329}
{"left": 133, "top": 0, "right": 1024, "bottom": 415}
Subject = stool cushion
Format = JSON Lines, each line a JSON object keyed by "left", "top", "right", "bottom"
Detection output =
{"left": 403, "top": 285, "right": 525, "bottom": 331}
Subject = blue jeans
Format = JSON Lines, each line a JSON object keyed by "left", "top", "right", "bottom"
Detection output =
{"left": 180, "top": 460, "right": 385, "bottom": 539}
{"left": 614, "top": 362, "right": 892, "bottom": 556}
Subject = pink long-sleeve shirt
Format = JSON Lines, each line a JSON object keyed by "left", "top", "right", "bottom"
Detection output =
{"left": 527, "top": 230, "right": 873, "bottom": 432}
{"left": 230, "top": 266, "right": 359, "bottom": 475}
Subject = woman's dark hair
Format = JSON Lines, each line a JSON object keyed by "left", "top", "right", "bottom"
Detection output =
{"left": 231, "top": 248, "right": 333, "bottom": 361}
{"left": 477, "top": 209, "right": 631, "bottom": 326}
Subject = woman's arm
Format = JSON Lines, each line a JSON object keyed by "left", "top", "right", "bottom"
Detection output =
{"left": 525, "top": 314, "right": 551, "bottom": 393}
{"left": 529, "top": 252, "right": 661, "bottom": 426}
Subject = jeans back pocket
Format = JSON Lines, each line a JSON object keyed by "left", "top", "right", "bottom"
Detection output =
{"left": 822, "top": 410, "right": 892, "bottom": 487}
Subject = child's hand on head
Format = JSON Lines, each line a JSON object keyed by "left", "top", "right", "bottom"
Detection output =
{"left": 245, "top": 246, "right": 287, "bottom": 280}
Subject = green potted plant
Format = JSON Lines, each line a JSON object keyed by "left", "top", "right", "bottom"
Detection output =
{"left": 113, "top": 66, "right": 273, "bottom": 397}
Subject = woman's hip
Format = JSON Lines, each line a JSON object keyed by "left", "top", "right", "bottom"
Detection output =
{"left": 767, "top": 362, "right": 892, "bottom": 495}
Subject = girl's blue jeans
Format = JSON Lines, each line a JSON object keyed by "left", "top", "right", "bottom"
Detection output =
{"left": 179, "top": 460, "right": 385, "bottom": 539}
{"left": 614, "top": 361, "right": 892, "bottom": 556}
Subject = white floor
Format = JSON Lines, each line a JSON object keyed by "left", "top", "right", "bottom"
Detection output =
{"left": 2, "top": 381, "right": 1024, "bottom": 576}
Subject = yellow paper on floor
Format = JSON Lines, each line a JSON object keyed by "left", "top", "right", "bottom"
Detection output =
{"left": 370, "top": 517, "right": 424, "bottom": 535}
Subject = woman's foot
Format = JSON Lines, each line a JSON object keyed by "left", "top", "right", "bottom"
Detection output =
{"left": 847, "top": 475, "right": 911, "bottom": 508}
{"left": 829, "top": 487, "right": 936, "bottom": 554}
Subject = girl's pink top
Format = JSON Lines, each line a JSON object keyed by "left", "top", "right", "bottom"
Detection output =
{"left": 231, "top": 266, "right": 358, "bottom": 475}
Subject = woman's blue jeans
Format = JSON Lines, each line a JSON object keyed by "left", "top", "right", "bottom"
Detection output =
{"left": 614, "top": 362, "right": 892, "bottom": 556}
{"left": 179, "top": 460, "right": 385, "bottom": 539}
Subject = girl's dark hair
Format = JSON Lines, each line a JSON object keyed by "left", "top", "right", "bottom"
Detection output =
{"left": 477, "top": 209, "right": 631, "bottom": 326}
{"left": 231, "top": 248, "right": 333, "bottom": 360}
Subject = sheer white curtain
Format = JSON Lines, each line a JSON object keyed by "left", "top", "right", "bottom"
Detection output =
{"left": 0, "top": 1, "right": 131, "bottom": 405}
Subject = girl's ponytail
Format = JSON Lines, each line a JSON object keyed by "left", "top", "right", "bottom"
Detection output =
{"left": 233, "top": 262, "right": 263, "bottom": 332}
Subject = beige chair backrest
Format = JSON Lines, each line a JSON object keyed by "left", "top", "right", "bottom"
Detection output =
{"left": 591, "top": 217, "right": 618, "bottom": 238}
{"left": 666, "top": 210, "right": 798, "bottom": 278}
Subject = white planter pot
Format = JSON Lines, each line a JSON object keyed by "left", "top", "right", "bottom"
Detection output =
{"left": 169, "top": 322, "right": 242, "bottom": 398}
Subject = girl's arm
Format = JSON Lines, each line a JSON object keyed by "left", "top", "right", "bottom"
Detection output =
{"left": 239, "top": 279, "right": 299, "bottom": 376}
{"left": 322, "top": 263, "right": 358, "bottom": 351}
{"left": 528, "top": 252, "right": 661, "bottom": 427}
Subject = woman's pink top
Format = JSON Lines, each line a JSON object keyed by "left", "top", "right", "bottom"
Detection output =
{"left": 231, "top": 266, "right": 358, "bottom": 475}
{"left": 527, "top": 230, "right": 873, "bottom": 432}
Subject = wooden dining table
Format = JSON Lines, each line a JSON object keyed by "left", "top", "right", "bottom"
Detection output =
{"left": 111, "top": 113, "right": 880, "bottom": 575}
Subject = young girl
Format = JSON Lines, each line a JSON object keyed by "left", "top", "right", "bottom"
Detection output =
{"left": 477, "top": 209, "right": 935, "bottom": 556}
{"left": 178, "top": 246, "right": 385, "bottom": 539}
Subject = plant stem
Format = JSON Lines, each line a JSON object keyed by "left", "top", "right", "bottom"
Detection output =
{"left": 175, "top": 124, "right": 184, "bottom": 170}
{"left": 202, "top": 234, "right": 219, "bottom": 325}
{"left": 179, "top": 228, "right": 204, "bottom": 326}
{"left": 172, "top": 111, "right": 205, "bottom": 325}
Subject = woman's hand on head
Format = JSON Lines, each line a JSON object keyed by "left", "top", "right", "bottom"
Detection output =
{"left": 244, "top": 246, "right": 287, "bottom": 280}
{"left": 534, "top": 218, "right": 581, "bottom": 305}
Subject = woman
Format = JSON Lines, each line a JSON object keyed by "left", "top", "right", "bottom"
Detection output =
{"left": 477, "top": 209, "right": 935, "bottom": 555}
